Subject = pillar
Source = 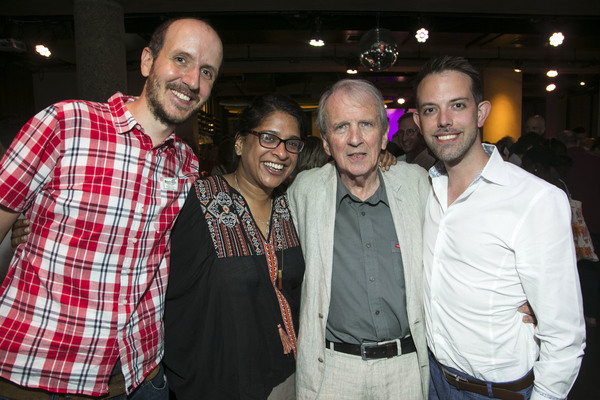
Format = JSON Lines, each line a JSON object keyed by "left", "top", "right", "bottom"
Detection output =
{"left": 73, "top": 0, "right": 127, "bottom": 102}
{"left": 482, "top": 68, "right": 522, "bottom": 143}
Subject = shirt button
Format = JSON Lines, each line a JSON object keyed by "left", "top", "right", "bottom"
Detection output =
{"left": 318, "top": 357, "right": 324, "bottom": 363}
{"left": 375, "top": 310, "right": 380, "bottom": 315}
{"left": 129, "top": 238, "right": 137, "bottom": 244}
{"left": 366, "top": 243, "right": 371, "bottom": 248}
{"left": 369, "top": 276, "right": 375, "bottom": 282}
{"left": 361, "top": 211, "right": 366, "bottom": 216}
{"left": 318, "top": 313, "right": 324, "bottom": 319}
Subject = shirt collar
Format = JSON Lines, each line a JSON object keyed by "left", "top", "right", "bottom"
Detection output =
{"left": 479, "top": 143, "right": 511, "bottom": 186}
{"left": 429, "top": 143, "right": 511, "bottom": 187}
{"left": 108, "top": 92, "right": 177, "bottom": 148}
{"left": 335, "top": 169, "right": 389, "bottom": 207}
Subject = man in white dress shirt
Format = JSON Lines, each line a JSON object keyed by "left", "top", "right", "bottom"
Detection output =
{"left": 413, "top": 55, "right": 585, "bottom": 400}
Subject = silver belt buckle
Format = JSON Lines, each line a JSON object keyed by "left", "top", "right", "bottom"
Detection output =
{"left": 360, "top": 341, "right": 377, "bottom": 360}
{"left": 443, "top": 366, "right": 469, "bottom": 384}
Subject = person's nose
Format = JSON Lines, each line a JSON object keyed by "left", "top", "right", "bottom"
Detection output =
{"left": 348, "top": 125, "right": 363, "bottom": 146}
{"left": 271, "top": 140, "right": 289, "bottom": 159}
{"left": 181, "top": 68, "right": 200, "bottom": 91}
{"left": 438, "top": 109, "right": 452, "bottom": 128}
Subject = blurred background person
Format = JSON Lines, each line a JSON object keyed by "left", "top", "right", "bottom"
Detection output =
{"left": 283, "top": 135, "right": 331, "bottom": 188}
{"left": 494, "top": 136, "right": 515, "bottom": 161}
{"left": 524, "top": 114, "right": 546, "bottom": 137}
{"left": 396, "top": 112, "right": 436, "bottom": 170}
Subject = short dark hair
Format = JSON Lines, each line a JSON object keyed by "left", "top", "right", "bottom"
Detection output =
{"left": 398, "top": 112, "right": 416, "bottom": 125}
{"left": 414, "top": 55, "right": 484, "bottom": 107}
{"left": 237, "top": 93, "right": 307, "bottom": 139}
{"left": 147, "top": 17, "right": 211, "bottom": 58}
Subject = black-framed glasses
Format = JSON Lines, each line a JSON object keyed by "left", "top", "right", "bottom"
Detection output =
{"left": 245, "top": 130, "right": 305, "bottom": 154}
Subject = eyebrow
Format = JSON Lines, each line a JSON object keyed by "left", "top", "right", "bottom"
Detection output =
{"left": 420, "top": 97, "right": 471, "bottom": 107}
{"left": 449, "top": 97, "right": 471, "bottom": 103}
{"left": 201, "top": 63, "right": 219, "bottom": 75}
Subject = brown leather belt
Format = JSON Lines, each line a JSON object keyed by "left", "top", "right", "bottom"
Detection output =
{"left": 0, "top": 365, "right": 160, "bottom": 400}
{"left": 438, "top": 360, "right": 534, "bottom": 400}
{"left": 326, "top": 336, "right": 416, "bottom": 360}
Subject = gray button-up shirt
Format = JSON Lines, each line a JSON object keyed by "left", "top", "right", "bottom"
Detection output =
{"left": 325, "top": 170, "right": 410, "bottom": 345}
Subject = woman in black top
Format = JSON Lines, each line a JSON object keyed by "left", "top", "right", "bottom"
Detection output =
{"left": 164, "top": 93, "right": 306, "bottom": 399}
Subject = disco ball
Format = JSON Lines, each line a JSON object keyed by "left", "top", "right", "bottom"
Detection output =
{"left": 358, "top": 28, "right": 399, "bottom": 72}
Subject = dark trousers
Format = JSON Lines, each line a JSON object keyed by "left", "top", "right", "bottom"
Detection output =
{"left": 428, "top": 352, "right": 533, "bottom": 400}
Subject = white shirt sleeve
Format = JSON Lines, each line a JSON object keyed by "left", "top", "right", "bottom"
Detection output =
{"left": 515, "top": 186, "right": 585, "bottom": 399}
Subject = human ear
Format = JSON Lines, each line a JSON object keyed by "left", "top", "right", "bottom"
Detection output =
{"left": 477, "top": 101, "right": 492, "bottom": 128}
{"left": 140, "top": 47, "right": 154, "bottom": 78}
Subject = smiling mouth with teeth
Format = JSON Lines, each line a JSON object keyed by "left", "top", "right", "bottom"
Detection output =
{"left": 264, "top": 161, "right": 284, "bottom": 170}
{"left": 171, "top": 89, "right": 191, "bottom": 102}
{"left": 437, "top": 134, "right": 459, "bottom": 140}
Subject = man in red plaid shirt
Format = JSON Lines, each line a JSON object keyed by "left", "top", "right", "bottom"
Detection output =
{"left": 0, "top": 17, "right": 222, "bottom": 399}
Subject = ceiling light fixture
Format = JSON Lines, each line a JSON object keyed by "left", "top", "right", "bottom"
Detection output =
{"left": 346, "top": 58, "right": 358, "bottom": 74}
{"left": 513, "top": 60, "right": 522, "bottom": 73}
{"left": 309, "top": 17, "right": 325, "bottom": 47}
{"left": 546, "top": 83, "right": 556, "bottom": 92}
{"left": 549, "top": 32, "right": 564, "bottom": 47}
{"left": 35, "top": 44, "right": 51, "bottom": 57}
{"left": 580, "top": 81, "right": 586, "bottom": 86}
{"left": 546, "top": 69, "right": 558, "bottom": 78}
{"left": 397, "top": 98, "right": 406, "bottom": 105}
{"left": 415, "top": 28, "right": 429, "bottom": 43}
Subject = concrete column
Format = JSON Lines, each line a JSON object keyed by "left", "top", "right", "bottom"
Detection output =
{"left": 482, "top": 67, "right": 522, "bottom": 143}
{"left": 73, "top": 0, "right": 127, "bottom": 102}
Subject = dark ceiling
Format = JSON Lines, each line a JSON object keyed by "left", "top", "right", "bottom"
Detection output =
{"left": 1, "top": 1, "right": 600, "bottom": 110}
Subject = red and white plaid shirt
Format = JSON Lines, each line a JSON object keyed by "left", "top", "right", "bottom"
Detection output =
{"left": 0, "top": 93, "right": 198, "bottom": 396}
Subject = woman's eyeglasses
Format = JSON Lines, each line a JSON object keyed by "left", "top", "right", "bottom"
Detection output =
{"left": 245, "top": 130, "right": 305, "bottom": 154}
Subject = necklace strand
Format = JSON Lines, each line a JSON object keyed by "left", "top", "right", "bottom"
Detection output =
{"left": 234, "top": 172, "right": 272, "bottom": 229}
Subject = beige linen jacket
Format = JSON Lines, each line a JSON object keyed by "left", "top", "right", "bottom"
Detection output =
{"left": 287, "top": 162, "right": 431, "bottom": 399}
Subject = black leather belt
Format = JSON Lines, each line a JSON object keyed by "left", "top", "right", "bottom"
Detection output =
{"left": 433, "top": 354, "right": 534, "bottom": 400}
{"left": 326, "top": 336, "right": 416, "bottom": 360}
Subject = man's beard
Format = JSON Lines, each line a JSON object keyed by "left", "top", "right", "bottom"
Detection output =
{"left": 146, "top": 74, "right": 202, "bottom": 126}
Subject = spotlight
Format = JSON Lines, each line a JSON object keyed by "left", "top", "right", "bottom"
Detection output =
{"left": 549, "top": 32, "right": 564, "bottom": 47}
{"left": 346, "top": 58, "right": 358, "bottom": 74}
{"left": 309, "top": 17, "right": 325, "bottom": 47}
{"left": 546, "top": 70, "right": 558, "bottom": 78}
{"left": 513, "top": 60, "right": 522, "bottom": 73}
{"left": 415, "top": 28, "right": 429, "bottom": 43}
{"left": 546, "top": 83, "right": 556, "bottom": 92}
{"left": 397, "top": 98, "right": 406, "bottom": 105}
{"left": 35, "top": 44, "right": 51, "bottom": 57}
{"left": 580, "top": 81, "right": 586, "bottom": 86}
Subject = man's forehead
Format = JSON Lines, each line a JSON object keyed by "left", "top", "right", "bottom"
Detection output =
{"left": 398, "top": 118, "right": 417, "bottom": 127}
{"left": 326, "top": 95, "right": 378, "bottom": 120}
